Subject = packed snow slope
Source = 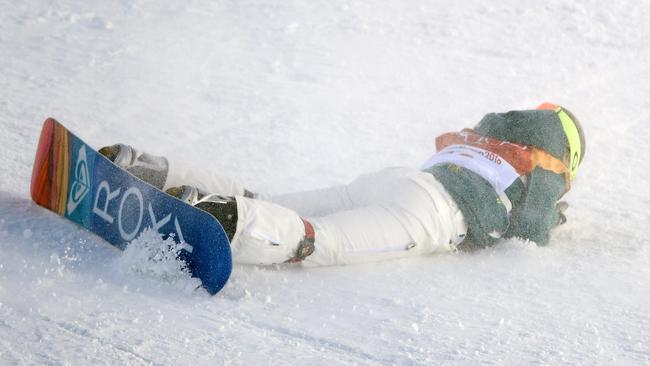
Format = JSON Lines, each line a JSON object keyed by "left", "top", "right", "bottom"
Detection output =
{"left": 1, "top": 0, "right": 649, "bottom": 364}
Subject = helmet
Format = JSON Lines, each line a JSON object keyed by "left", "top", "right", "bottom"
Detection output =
{"left": 561, "top": 107, "right": 585, "bottom": 165}
{"left": 537, "top": 102, "right": 586, "bottom": 178}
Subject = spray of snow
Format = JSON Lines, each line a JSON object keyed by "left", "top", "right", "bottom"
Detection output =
{"left": 116, "top": 228, "right": 192, "bottom": 284}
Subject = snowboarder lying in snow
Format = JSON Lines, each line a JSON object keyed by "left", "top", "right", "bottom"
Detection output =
{"left": 99, "top": 102, "right": 585, "bottom": 266}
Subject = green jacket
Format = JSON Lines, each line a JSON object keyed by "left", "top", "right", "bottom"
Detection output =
{"left": 424, "top": 109, "right": 569, "bottom": 249}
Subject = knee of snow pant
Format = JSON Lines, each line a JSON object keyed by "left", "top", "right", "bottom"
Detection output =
{"left": 230, "top": 197, "right": 305, "bottom": 265}
{"left": 163, "top": 159, "right": 247, "bottom": 196}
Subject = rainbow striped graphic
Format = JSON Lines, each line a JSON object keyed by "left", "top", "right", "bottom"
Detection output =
{"left": 31, "top": 118, "right": 71, "bottom": 216}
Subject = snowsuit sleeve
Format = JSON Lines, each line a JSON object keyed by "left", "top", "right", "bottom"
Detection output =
{"left": 505, "top": 167, "right": 566, "bottom": 245}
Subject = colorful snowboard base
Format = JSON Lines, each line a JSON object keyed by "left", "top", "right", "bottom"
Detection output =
{"left": 31, "top": 118, "right": 232, "bottom": 295}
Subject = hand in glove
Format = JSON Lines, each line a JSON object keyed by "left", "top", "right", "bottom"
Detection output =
{"left": 556, "top": 201, "right": 569, "bottom": 225}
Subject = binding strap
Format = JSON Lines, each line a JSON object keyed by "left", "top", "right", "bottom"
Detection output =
{"left": 286, "top": 218, "right": 316, "bottom": 263}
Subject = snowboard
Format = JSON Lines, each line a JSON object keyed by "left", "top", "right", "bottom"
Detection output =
{"left": 30, "top": 118, "right": 232, "bottom": 295}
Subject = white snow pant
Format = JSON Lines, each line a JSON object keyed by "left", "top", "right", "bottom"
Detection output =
{"left": 164, "top": 163, "right": 467, "bottom": 266}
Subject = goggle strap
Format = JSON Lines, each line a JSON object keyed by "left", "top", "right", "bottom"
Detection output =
{"left": 531, "top": 147, "right": 572, "bottom": 193}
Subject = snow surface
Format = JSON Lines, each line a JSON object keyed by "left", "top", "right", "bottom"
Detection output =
{"left": 1, "top": 0, "right": 650, "bottom": 364}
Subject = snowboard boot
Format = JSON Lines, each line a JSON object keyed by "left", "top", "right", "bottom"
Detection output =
{"left": 99, "top": 144, "right": 169, "bottom": 190}
{"left": 166, "top": 185, "right": 238, "bottom": 242}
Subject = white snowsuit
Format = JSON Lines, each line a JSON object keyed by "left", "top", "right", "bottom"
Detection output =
{"left": 163, "top": 162, "right": 467, "bottom": 266}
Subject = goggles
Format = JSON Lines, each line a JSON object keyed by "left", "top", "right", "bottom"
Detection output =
{"left": 537, "top": 103, "right": 582, "bottom": 179}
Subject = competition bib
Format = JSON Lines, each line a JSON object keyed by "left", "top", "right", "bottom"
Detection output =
{"left": 421, "top": 144, "right": 520, "bottom": 194}
{"left": 422, "top": 129, "right": 573, "bottom": 210}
